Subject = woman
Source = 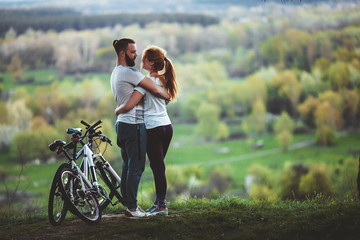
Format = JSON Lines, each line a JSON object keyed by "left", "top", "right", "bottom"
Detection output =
{"left": 115, "top": 46, "right": 178, "bottom": 216}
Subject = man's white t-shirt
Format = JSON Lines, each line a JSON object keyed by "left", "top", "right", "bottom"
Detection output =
{"left": 110, "top": 65, "right": 145, "bottom": 124}
{"left": 135, "top": 77, "right": 171, "bottom": 129}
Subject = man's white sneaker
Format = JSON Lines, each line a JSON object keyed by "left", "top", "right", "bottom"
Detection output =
{"left": 125, "top": 206, "right": 147, "bottom": 218}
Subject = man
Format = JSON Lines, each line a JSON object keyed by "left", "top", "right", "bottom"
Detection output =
{"left": 110, "top": 38, "right": 170, "bottom": 217}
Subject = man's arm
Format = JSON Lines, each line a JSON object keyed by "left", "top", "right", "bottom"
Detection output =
{"left": 138, "top": 77, "right": 170, "bottom": 100}
{"left": 115, "top": 91, "right": 143, "bottom": 115}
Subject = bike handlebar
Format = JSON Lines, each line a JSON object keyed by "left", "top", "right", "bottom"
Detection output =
{"left": 80, "top": 120, "right": 91, "bottom": 128}
{"left": 80, "top": 120, "right": 102, "bottom": 138}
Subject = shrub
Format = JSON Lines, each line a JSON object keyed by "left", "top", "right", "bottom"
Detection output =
{"left": 298, "top": 163, "right": 334, "bottom": 199}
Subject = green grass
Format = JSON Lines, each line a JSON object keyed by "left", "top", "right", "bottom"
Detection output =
{"left": 1, "top": 197, "right": 360, "bottom": 240}
{"left": 1, "top": 69, "right": 110, "bottom": 93}
{"left": 167, "top": 124, "right": 359, "bottom": 184}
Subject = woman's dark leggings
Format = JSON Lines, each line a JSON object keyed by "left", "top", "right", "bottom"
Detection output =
{"left": 146, "top": 124, "right": 173, "bottom": 204}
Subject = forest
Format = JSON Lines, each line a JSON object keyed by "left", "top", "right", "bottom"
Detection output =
{"left": 0, "top": 8, "right": 219, "bottom": 37}
{"left": 1, "top": 0, "right": 360, "bottom": 209}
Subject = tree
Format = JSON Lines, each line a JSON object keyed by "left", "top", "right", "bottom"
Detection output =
{"left": 274, "top": 111, "right": 295, "bottom": 152}
{"left": 242, "top": 99, "right": 267, "bottom": 135}
{"left": 298, "top": 163, "right": 334, "bottom": 199}
{"left": 277, "top": 130, "right": 293, "bottom": 152}
{"left": 195, "top": 102, "right": 221, "bottom": 140}
{"left": 11, "top": 130, "right": 32, "bottom": 164}
{"left": 0, "top": 101, "right": 7, "bottom": 124}
{"left": 215, "top": 122, "right": 229, "bottom": 141}
{"left": 314, "top": 101, "right": 337, "bottom": 146}
{"left": 300, "top": 71, "right": 325, "bottom": 97}
{"left": 7, "top": 54, "right": 25, "bottom": 83}
{"left": 29, "top": 126, "right": 58, "bottom": 162}
{"left": 283, "top": 28, "right": 310, "bottom": 70}
{"left": 280, "top": 162, "right": 309, "bottom": 200}
{"left": 30, "top": 116, "right": 49, "bottom": 130}
{"left": 0, "top": 124, "right": 18, "bottom": 153}
{"left": 246, "top": 163, "right": 279, "bottom": 201}
{"left": 270, "top": 70, "right": 302, "bottom": 117}
{"left": 298, "top": 95, "right": 320, "bottom": 128}
{"left": 328, "top": 61, "right": 351, "bottom": 91}
{"left": 318, "top": 90, "right": 343, "bottom": 130}
{"left": 260, "top": 34, "right": 286, "bottom": 68}
{"left": 6, "top": 99, "right": 33, "bottom": 130}
{"left": 341, "top": 89, "right": 359, "bottom": 128}
{"left": 183, "top": 93, "right": 206, "bottom": 119}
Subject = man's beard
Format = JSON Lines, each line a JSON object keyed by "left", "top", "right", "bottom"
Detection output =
{"left": 125, "top": 53, "right": 136, "bottom": 67}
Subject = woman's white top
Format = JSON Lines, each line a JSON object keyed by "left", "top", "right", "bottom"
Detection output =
{"left": 135, "top": 76, "right": 171, "bottom": 129}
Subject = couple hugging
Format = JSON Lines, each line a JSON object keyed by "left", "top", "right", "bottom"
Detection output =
{"left": 110, "top": 38, "right": 178, "bottom": 217}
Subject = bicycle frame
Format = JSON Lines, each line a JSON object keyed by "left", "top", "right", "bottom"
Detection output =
{"left": 61, "top": 141, "right": 102, "bottom": 202}
{"left": 93, "top": 152, "right": 121, "bottom": 185}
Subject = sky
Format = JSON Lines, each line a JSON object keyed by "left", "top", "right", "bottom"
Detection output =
{"left": 0, "top": 0, "right": 338, "bottom": 14}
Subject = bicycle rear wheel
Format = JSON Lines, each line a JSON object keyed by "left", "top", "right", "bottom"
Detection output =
{"left": 58, "top": 165, "right": 101, "bottom": 224}
{"left": 48, "top": 163, "right": 69, "bottom": 226}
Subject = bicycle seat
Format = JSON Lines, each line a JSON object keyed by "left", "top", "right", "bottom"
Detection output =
{"left": 49, "top": 139, "right": 66, "bottom": 152}
{"left": 66, "top": 128, "right": 82, "bottom": 135}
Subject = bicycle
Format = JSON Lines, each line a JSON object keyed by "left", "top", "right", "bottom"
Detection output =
{"left": 48, "top": 165, "right": 68, "bottom": 226}
{"left": 48, "top": 120, "right": 115, "bottom": 224}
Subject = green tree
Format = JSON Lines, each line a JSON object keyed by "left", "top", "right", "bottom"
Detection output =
{"left": 11, "top": 130, "right": 32, "bottom": 164}
{"left": 298, "top": 95, "right": 320, "bottom": 128}
{"left": 246, "top": 163, "right": 279, "bottom": 201}
{"left": 242, "top": 99, "right": 267, "bottom": 135}
{"left": 328, "top": 61, "right": 351, "bottom": 90}
{"left": 300, "top": 71, "right": 326, "bottom": 97}
{"left": 283, "top": 28, "right": 310, "bottom": 70}
{"left": 260, "top": 34, "right": 286, "bottom": 68}
{"left": 315, "top": 101, "right": 337, "bottom": 146}
{"left": 270, "top": 70, "right": 302, "bottom": 117}
{"left": 0, "top": 101, "right": 7, "bottom": 124}
{"left": 7, "top": 54, "right": 25, "bottom": 83}
{"left": 183, "top": 93, "right": 206, "bottom": 119}
{"left": 318, "top": 90, "right": 343, "bottom": 130}
{"left": 298, "top": 163, "right": 334, "bottom": 199}
{"left": 215, "top": 122, "right": 229, "bottom": 141}
{"left": 280, "top": 162, "right": 309, "bottom": 200}
{"left": 335, "top": 157, "right": 358, "bottom": 200}
{"left": 29, "top": 126, "right": 58, "bottom": 162}
{"left": 274, "top": 111, "right": 295, "bottom": 152}
{"left": 195, "top": 102, "right": 220, "bottom": 140}
{"left": 342, "top": 89, "right": 359, "bottom": 128}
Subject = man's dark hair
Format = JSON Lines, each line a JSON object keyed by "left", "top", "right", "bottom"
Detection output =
{"left": 113, "top": 38, "right": 135, "bottom": 55}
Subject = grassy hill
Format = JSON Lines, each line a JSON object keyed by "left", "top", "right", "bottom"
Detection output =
{"left": 1, "top": 198, "right": 360, "bottom": 240}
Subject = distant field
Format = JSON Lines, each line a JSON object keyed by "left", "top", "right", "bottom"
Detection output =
{"left": 1, "top": 122, "right": 359, "bottom": 212}
{"left": 1, "top": 69, "right": 110, "bottom": 93}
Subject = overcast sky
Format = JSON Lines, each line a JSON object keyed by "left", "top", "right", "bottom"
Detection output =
{"left": 0, "top": 0, "right": 354, "bottom": 14}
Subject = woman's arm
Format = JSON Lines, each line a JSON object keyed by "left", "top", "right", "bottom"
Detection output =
{"left": 115, "top": 90, "right": 144, "bottom": 115}
{"left": 138, "top": 77, "right": 170, "bottom": 100}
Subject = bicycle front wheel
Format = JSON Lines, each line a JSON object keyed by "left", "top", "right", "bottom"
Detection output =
{"left": 48, "top": 163, "right": 69, "bottom": 226}
{"left": 58, "top": 165, "right": 101, "bottom": 224}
